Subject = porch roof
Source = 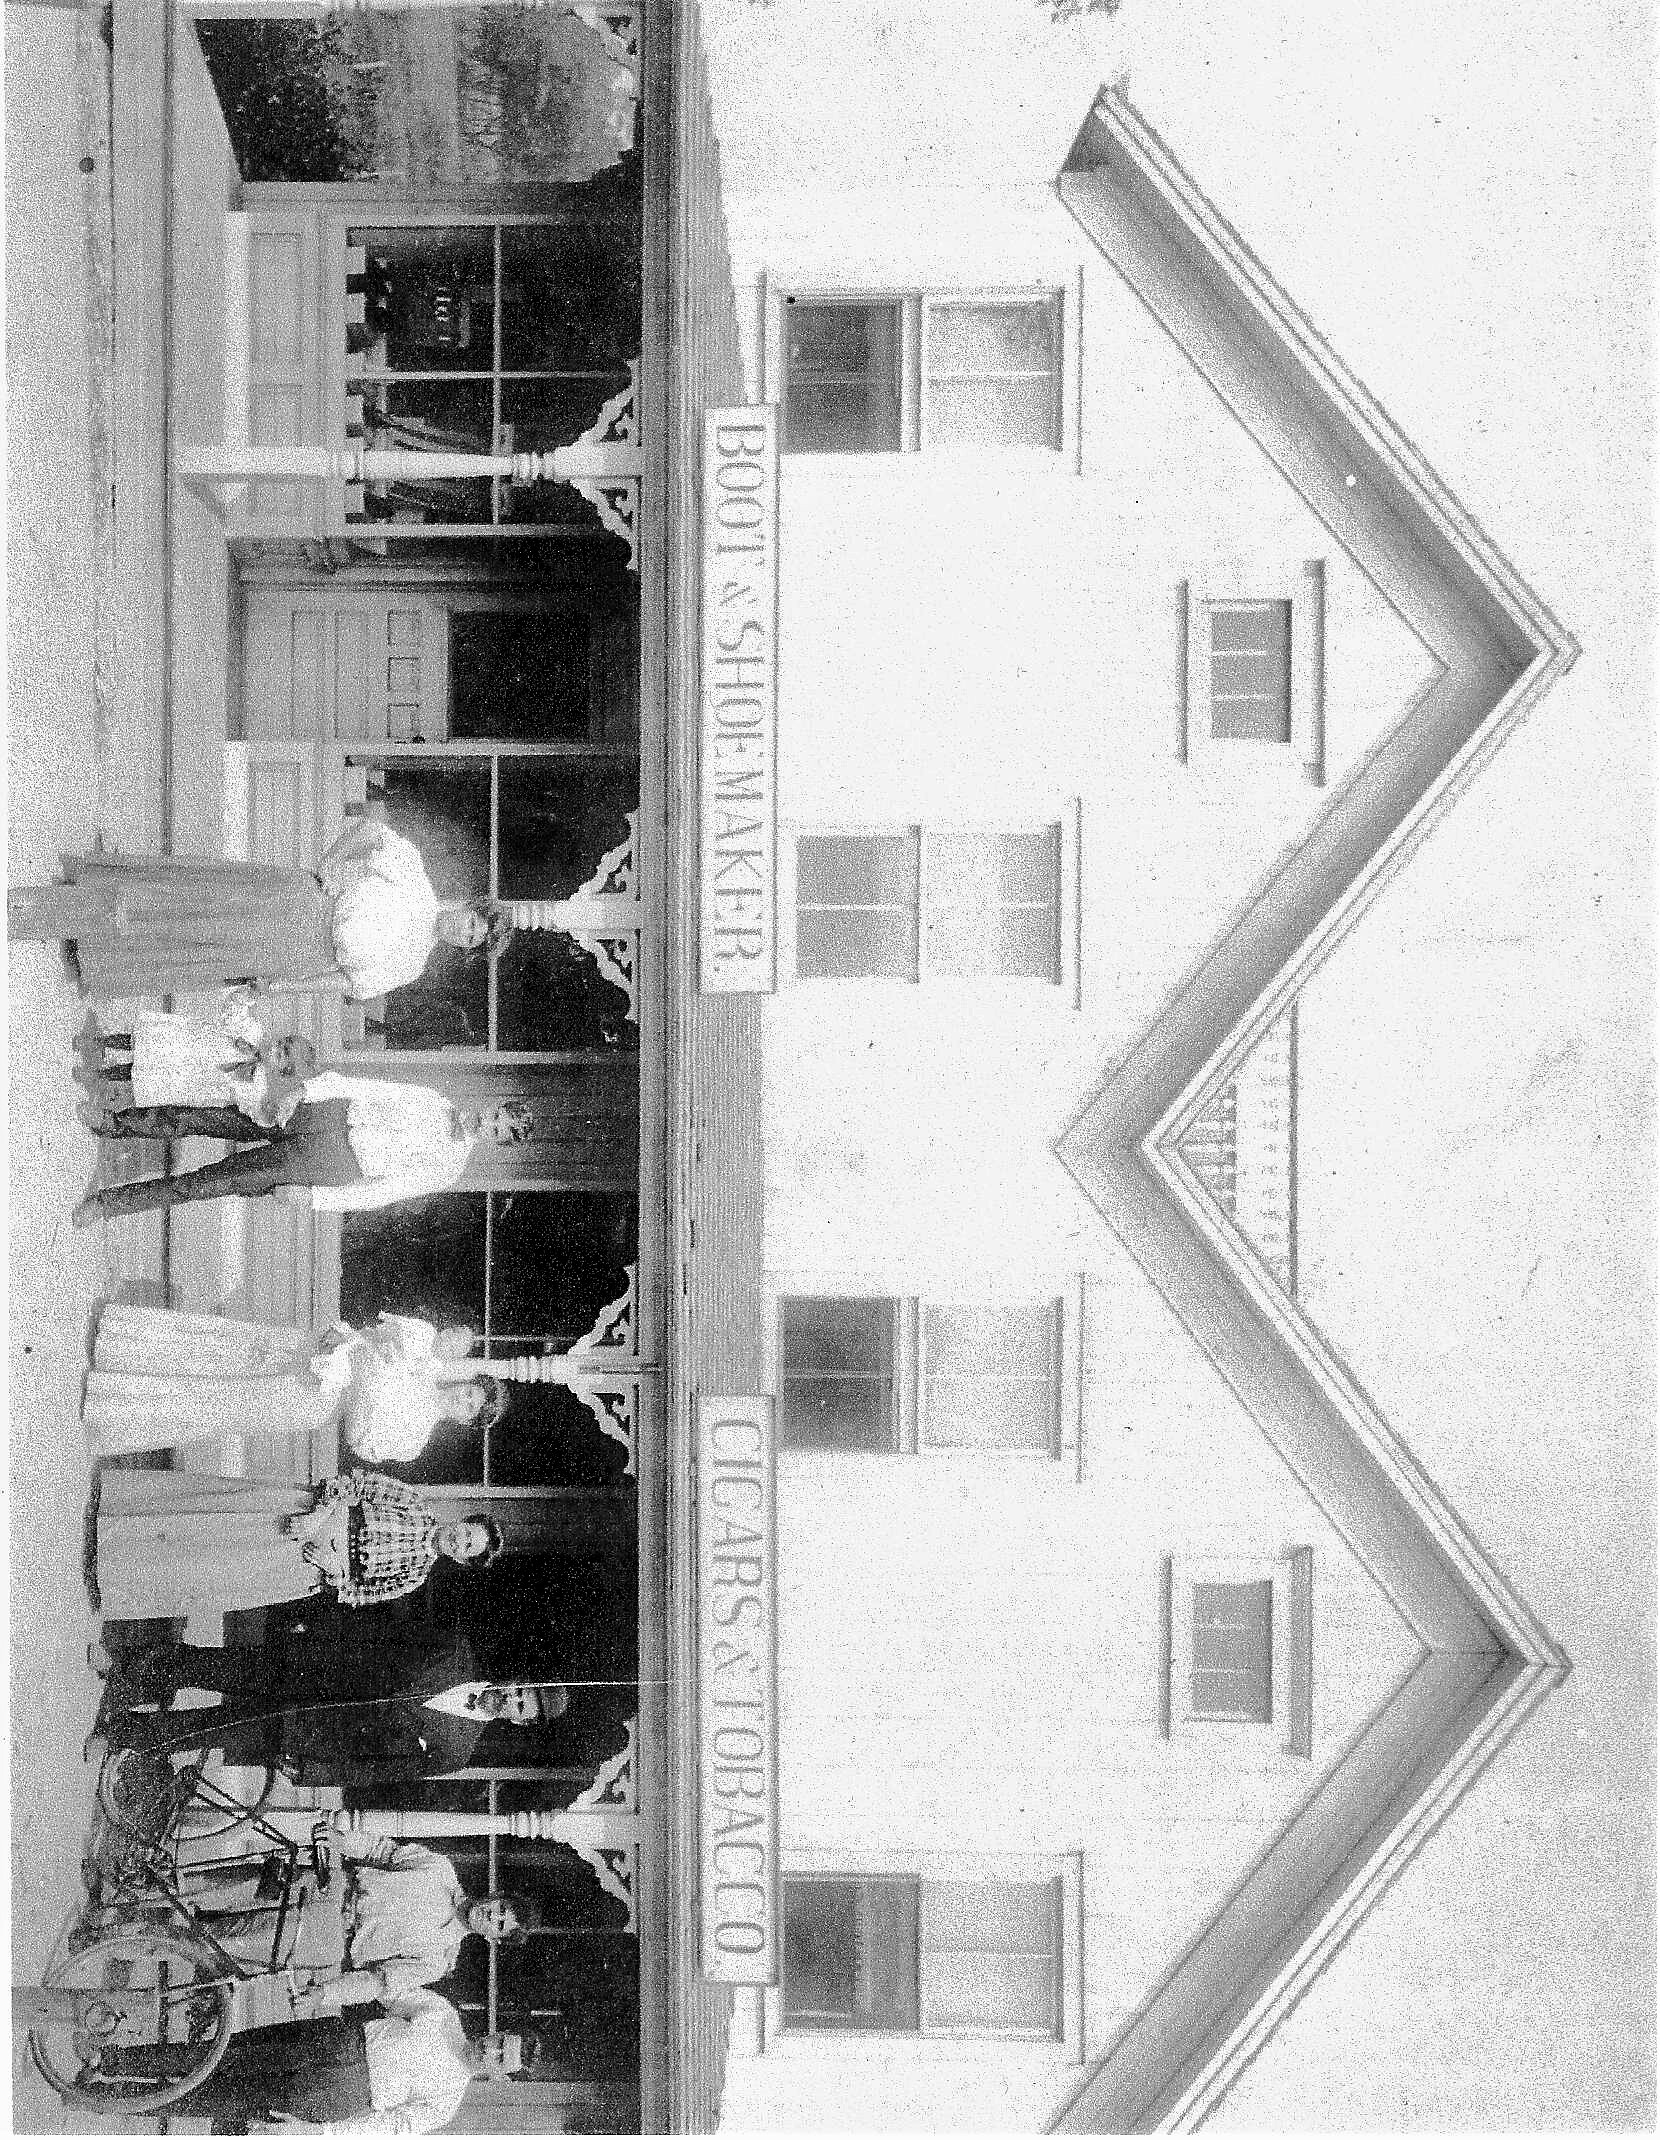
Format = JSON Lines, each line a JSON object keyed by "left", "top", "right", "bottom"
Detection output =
{"left": 656, "top": 0, "right": 755, "bottom": 2127}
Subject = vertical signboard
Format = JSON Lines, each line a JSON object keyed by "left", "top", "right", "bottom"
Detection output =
{"left": 696, "top": 1394, "right": 779, "bottom": 1982}
{"left": 699, "top": 408, "right": 778, "bottom": 993}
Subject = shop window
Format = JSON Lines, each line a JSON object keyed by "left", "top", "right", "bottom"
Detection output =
{"left": 782, "top": 1875, "right": 1063, "bottom": 2040}
{"left": 776, "top": 1286, "right": 1081, "bottom": 1469}
{"left": 345, "top": 219, "right": 640, "bottom": 536}
{"left": 776, "top": 292, "right": 1064, "bottom": 454}
{"left": 341, "top": 1187, "right": 638, "bottom": 1488}
{"left": 342, "top": 750, "right": 637, "bottom": 1054}
{"left": 791, "top": 813, "right": 1077, "bottom": 990}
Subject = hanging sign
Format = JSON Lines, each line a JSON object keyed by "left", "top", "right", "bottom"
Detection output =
{"left": 696, "top": 1394, "right": 780, "bottom": 1982}
{"left": 700, "top": 408, "right": 779, "bottom": 993}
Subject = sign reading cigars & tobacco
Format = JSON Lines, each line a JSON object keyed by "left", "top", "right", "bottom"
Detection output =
{"left": 695, "top": 1395, "right": 779, "bottom": 1983}
{"left": 699, "top": 407, "right": 778, "bottom": 993}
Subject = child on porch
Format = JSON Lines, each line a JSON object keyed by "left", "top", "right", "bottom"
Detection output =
{"left": 88, "top": 990, "right": 317, "bottom": 1130}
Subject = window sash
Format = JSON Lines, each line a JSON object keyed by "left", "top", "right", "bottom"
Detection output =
{"left": 780, "top": 293, "right": 1062, "bottom": 453}
{"left": 783, "top": 1875, "right": 1060, "bottom": 2039}
{"left": 1207, "top": 599, "right": 1292, "bottom": 742}
{"left": 779, "top": 1295, "right": 1062, "bottom": 1456}
{"left": 1190, "top": 1579, "right": 1275, "bottom": 1722}
{"left": 794, "top": 827, "right": 1061, "bottom": 983}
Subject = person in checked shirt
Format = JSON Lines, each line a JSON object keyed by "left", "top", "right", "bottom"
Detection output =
{"left": 73, "top": 1077, "right": 534, "bottom": 1226}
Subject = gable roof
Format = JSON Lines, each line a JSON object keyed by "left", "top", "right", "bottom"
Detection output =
{"left": 1050, "top": 86, "right": 1576, "bottom": 2132}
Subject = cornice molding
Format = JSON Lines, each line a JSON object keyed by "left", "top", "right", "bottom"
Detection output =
{"left": 1047, "top": 87, "right": 1576, "bottom": 2133}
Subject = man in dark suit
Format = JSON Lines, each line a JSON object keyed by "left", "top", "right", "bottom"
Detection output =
{"left": 94, "top": 1618, "right": 569, "bottom": 1785}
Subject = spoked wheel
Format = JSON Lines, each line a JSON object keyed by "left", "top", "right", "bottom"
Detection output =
{"left": 98, "top": 1748, "right": 276, "bottom": 1845}
{"left": 26, "top": 1927, "right": 238, "bottom": 2114}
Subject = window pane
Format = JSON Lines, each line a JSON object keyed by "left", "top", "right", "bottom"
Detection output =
{"left": 798, "top": 833, "right": 917, "bottom": 908}
{"left": 354, "top": 379, "right": 496, "bottom": 532}
{"left": 340, "top": 1191, "right": 488, "bottom": 1330}
{"left": 924, "top": 375, "right": 1059, "bottom": 449}
{"left": 351, "top": 226, "right": 497, "bottom": 375}
{"left": 783, "top": 1878, "right": 919, "bottom": 2032}
{"left": 783, "top": 302, "right": 902, "bottom": 453}
{"left": 921, "top": 1303, "right": 1057, "bottom": 1453}
{"left": 797, "top": 833, "right": 919, "bottom": 980}
{"left": 919, "top": 1880, "right": 1058, "bottom": 2036}
{"left": 921, "top": 1950, "right": 1055, "bottom": 2035}
{"left": 779, "top": 1296, "right": 896, "bottom": 1452}
{"left": 497, "top": 759, "right": 638, "bottom": 904}
{"left": 497, "top": 930, "right": 636, "bottom": 1055}
{"left": 450, "top": 612, "right": 594, "bottom": 741}
{"left": 1192, "top": 1579, "right": 1274, "bottom": 1721}
{"left": 500, "top": 222, "right": 642, "bottom": 373}
{"left": 489, "top": 1190, "right": 637, "bottom": 1347}
{"left": 926, "top": 300, "right": 1056, "bottom": 377}
{"left": 1209, "top": 601, "right": 1292, "bottom": 742}
{"left": 925, "top": 830, "right": 1059, "bottom": 980}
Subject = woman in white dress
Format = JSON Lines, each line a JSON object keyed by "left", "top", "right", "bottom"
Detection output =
{"left": 8, "top": 817, "right": 513, "bottom": 1003}
{"left": 83, "top": 1305, "right": 505, "bottom": 1464}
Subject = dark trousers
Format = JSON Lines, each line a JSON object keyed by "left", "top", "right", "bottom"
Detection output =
{"left": 89, "top": 1098, "right": 361, "bottom": 1219}
{"left": 180, "top": 2014, "right": 375, "bottom": 2132}
{"left": 105, "top": 1643, "right": 278, "bottom": 1763}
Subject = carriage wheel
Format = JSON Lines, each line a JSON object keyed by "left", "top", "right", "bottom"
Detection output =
{"left": 28, "top": 1927, "right": 237, "bottom": 2113}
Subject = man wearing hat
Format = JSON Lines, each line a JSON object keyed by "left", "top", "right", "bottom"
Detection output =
{"left": 94, "top": 1619, "right": 570, "bottom": 1787}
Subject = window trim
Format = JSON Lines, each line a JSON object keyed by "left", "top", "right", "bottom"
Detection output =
{"left": 779, "top": 800, "right": 1082, "bottom": 1006}
{"left": 765, "top": 1275, "right": 1084, "bottom": 1478}
{"left": 762, "top": 277, "right": 1081, "bottom": 464}
{"left": 1179, "top": 562, "right": 1327, "bottom": 785}
{"left": 758, "top": 1852, "right": 1084, "bottom": 2062}
{"left": 1161, "top": 1549, "right": 1315, "bottom": 1759}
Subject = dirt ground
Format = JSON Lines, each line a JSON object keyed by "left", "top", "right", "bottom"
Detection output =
{"left": 6, "top": 10, "right": 130, "bottom": 2129}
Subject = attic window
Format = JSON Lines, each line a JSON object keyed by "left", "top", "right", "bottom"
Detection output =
{"left": 1207, "top": 600, "right": 1292, "bottom": 741}
{"left": 1162, "top": 1551, "right": 1315, "bottom": 1757}
{"left": 1180, "top": 566, "right": 1327, "bottom": 782}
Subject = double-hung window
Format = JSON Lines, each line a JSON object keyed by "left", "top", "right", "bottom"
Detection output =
{"left": 775, "top": 1288, "right": 1082, "bottom": 1469}
{"left": 781, "top": 1874, "right": 1065, "bottom": 2041}
{"left": 790, "top": 811, "right": 1079, "bottom": 994}
{"left": 774, "top": 291, "right": 1066, "bottom": 454}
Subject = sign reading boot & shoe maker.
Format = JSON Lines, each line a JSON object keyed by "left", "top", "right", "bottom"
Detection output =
{"left": 699, "top": 408, "right": 779, "bottom": 993}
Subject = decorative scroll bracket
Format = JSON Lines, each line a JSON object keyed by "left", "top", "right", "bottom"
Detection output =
{"left": 571, "top": 1717, "right": 638, "bottom": 1813}
{"left": 505, "top": 812, "right": 640, "bottom": 1022}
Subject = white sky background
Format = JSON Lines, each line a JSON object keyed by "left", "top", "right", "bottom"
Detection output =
{"left": 703, "top": 0, "right": 1655, "bottom": 2123}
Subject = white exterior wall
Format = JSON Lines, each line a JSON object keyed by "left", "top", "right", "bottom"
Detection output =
{"left": 704, "top": 13, "right": 1439, "bottom": 2131}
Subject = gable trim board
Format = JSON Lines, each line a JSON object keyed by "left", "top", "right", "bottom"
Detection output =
{"left": 1048, "top": 90, "right": 1574, "bottom": 2132}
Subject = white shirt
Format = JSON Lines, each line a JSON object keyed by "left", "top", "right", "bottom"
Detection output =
{"left": 321, "top": 1988, "right": 476, "bottom": 2136}
{"left": 422, "top": 1681, "right": 499, "bottom": 1722}
{"left": 301, "top": 1074, "right": 475, "bottom": 1213}
{"left": 346, "top": 1845, "right": 472, "bottom": 1997}
{"left": 324, "top": 821, "right": 442, "bottom": 1004}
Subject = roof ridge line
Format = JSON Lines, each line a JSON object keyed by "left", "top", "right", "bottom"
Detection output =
{"left": 1085, "top": 87, "right": 1580, "bottom": 668}
{"left": 1147, "top": 1139, "right": 1571, "bottom": 1671}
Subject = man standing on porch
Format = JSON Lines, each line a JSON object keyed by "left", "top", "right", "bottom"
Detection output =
{"left": 73, "top": 1078, "right": 533, "bottom": 1225}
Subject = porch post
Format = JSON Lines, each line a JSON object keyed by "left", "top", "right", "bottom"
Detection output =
{"left": 340, "top": 1805, "right": 641, "bottom": 1927}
